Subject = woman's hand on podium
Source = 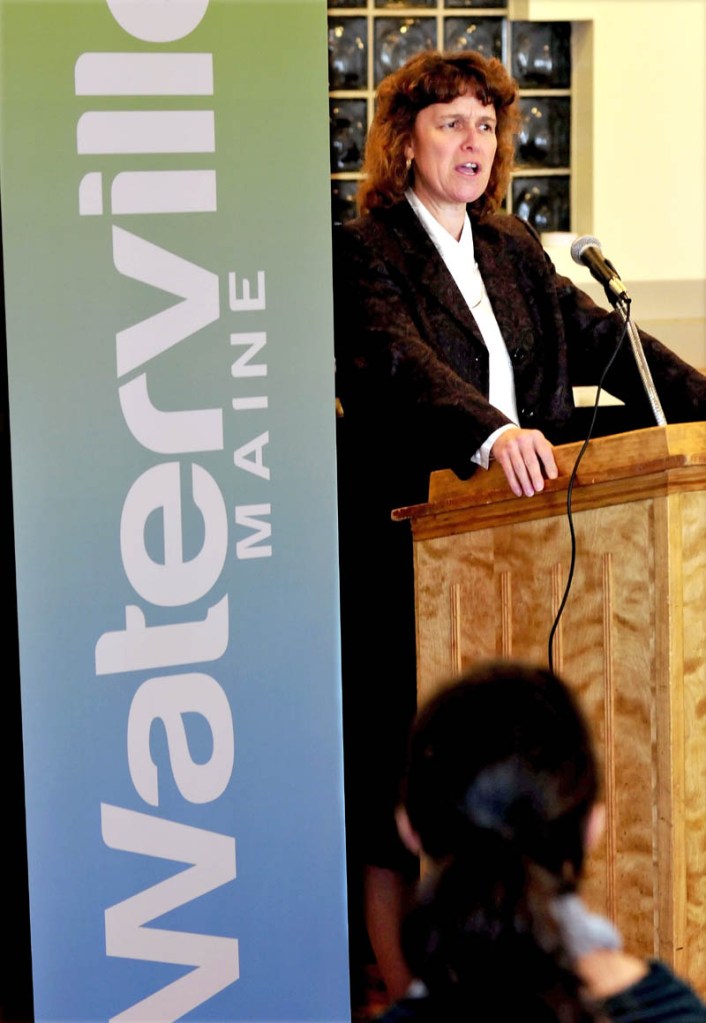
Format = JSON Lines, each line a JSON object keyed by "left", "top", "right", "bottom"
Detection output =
{"left": 491, "top": 427, "right": 558, "bottom": 497}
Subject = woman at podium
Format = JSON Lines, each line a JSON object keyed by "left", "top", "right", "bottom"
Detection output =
{"left": 333, "top": 48, "right": 706, "bottom": 1008}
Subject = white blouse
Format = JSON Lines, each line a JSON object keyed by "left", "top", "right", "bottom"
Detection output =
{"left": 405, "top": 188, "right": 518, "bottom": 467}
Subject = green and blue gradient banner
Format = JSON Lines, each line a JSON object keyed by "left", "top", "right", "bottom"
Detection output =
{"left": 1, "top": 1, "right": 349, "bottom": 1020}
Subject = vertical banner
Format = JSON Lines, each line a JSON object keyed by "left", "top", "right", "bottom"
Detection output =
{"left": 1, "top": 1, "right": 350, "bottom": 1021}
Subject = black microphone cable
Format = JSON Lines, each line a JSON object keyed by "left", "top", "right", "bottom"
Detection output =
{"left": 547, "top": 299, "right": 631, "bottom": 674}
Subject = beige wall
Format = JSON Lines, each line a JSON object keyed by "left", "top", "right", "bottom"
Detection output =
{"left": 509, "top": 0, "right": 706, "bottom": 367}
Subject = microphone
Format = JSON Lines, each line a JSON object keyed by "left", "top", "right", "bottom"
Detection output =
{"left": 570, "top": 235, "right": 630, "bottom": 307}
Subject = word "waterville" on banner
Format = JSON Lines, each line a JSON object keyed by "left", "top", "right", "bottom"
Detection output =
{"left": 74, "top": 2, "right": 263, "bottom": 1020}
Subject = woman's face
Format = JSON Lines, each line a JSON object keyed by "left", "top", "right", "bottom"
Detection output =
{"left": 405, "top": 90, "right": 498, "bottom": 231}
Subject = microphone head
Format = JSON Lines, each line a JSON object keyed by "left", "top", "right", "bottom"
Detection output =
{"left": 570, "top": 234, "right": 602, "bottom": 265}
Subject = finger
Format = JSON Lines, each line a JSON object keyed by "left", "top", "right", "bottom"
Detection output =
{"left": 492, "top": 442, "right": 523, "bottom": 496}
{"left": 499, "top": 458, "right": 524, "bottom": 497}
{"left": 513, "top": 449, "right": 540, "bottom": 496}
{"left": 518, "top": 443, "right": 546, "bottom": 494}
{"left": 501, "top": 443, "right": 536, "bottom": 497}
{"left": 534, "top": 435, "right": 558, "bottom": 479}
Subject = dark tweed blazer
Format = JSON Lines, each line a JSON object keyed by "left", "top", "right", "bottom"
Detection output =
{"left": 334, "top": 200, "right": 706, "bottom": 509}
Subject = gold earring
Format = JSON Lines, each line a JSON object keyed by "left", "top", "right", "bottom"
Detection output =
{"left": 405, "top": 156, "right": 412, "bottom": 172}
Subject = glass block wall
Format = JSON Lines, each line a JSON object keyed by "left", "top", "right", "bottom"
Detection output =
{"left": 328, "top": 2, "right": 571, "bottom": 234}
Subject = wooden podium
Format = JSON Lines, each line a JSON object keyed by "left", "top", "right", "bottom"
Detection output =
{"left": 393, "top": 423, "right": 706, "bottom": 995}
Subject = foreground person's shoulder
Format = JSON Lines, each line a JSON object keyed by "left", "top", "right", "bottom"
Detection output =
{"left": 586, "top": 955, "right": 706, "bottom": 1020}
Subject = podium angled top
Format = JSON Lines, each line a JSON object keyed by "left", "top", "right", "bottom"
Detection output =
{"left": 392, "top": 422, "right": 706, "bottom": 535}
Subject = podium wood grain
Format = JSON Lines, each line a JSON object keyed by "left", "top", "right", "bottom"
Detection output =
{"left": 393, "top": 424, "right": 706, "bottom": 995}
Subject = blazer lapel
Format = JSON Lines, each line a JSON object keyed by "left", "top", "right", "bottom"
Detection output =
{"left": 473, "top": 218, "right": 537, "bottom": 365}
{"left": 384, "top": 202, "right": 487, "bottom": 344}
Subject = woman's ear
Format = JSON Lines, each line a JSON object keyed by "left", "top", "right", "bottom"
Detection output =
{"left": 585, "top": 803, "right": 606, "bottom": 852}
{"left": 395, "top": 805, "right": 423, "bottom": 856}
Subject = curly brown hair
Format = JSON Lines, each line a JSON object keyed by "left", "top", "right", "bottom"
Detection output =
{"left": 357, "top": 50, "right": 520, "bottom": 217}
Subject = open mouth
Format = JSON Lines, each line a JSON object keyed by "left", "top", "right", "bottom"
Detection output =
{"left": 459, "top": 162, "right": 479, "bottom": 174}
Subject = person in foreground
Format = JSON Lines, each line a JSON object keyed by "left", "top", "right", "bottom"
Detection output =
{"left": 375, "top": 660, "right": 706, "bottom": 1022}
{"left": 334, "top": 49, "right": 706, "bottom": 1005}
